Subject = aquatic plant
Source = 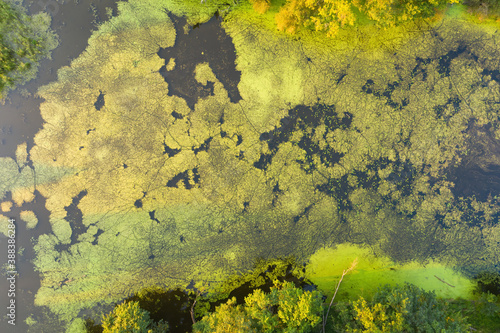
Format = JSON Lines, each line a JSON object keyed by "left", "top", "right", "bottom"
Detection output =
{"left": 0, "top": 0, "right": 58, "bottom": 98}
{"left": 0, "top": 0, "right": 496, "bottom": 328}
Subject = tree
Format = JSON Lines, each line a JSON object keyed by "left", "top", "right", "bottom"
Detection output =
{"left": 101, "top": 301, "right": 169, "bottom": 333}
{"left": 0, "top": 0, "right": 57, "bottom": 98}
{"left": 275, "top": 0, "right": 461, "bottom": 37}
{"left": 249, "top": 0, "right": 271, "bottom": 14}
{"left": 275, "top": 0, "right": 317, "bottom": 35}
{"left": 193, "top": 280, "right": 323, "bottom": 333}
{"left": 332, "top": 283, "right": 470, "bottom": 332}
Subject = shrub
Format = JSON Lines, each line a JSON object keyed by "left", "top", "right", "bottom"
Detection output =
{"left": 101, "top": 301, "right": 169, "bottom": 333}
{"left": 193, "top": 280, "right": 323, "bottom": 333}
{"left": 332, "top": 283, "right": 470, "bottom": 332}
{"left": 249, "top": 0, "right": 271, "bottom": 14}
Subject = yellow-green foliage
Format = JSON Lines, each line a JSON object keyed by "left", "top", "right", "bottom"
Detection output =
{"left": 162, "top": 0, "right": 242, "bottom": 25}
{"left": 0, "top": 201, "right": 12, "bottom": 212}
{"left": 333, "top": 283, "right": 470, "bottom": 332}
{"left": 66, "top": 318, "right": 86, "bottom": 333}
{"left": 0, "top": 214, "right": 10, "bottom": 237}
{"left": 20, "top": 210, "right": 38, "bottom": 229}
{"left": 249, "top": 0, "right": 271, "bottom": 14}
{"left": 274, "top": 0, "right": 460, "bottom": 37}
{"left": 101, "top": 301, "right": 168, "bottom": 333}
{"left": 193, "top": 281, "right": 323, "bottom": 333}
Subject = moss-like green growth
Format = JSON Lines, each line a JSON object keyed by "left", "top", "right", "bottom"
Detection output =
{"left": 162, "top": 0, "right": 242, "bottom": 25}
{"left": 25, "top": 315, "right": 37, "bottom": 327}
{"left": 66, "top": 318, "right": 86, "bottom": 333}
{"left": 20, "top": 210, "right": 38, "bottom": 229}
{"left": 306, "top": 244, "right": 476, "bottom": 301}
{"left": 0, "top": 214, "right": 10, "bottom": 237}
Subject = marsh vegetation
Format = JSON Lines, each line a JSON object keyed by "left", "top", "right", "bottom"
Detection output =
{"left": 1, "top": 0, "right": 500, "bottom": 331}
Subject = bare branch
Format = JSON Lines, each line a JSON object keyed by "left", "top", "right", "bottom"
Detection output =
{"left": 190, "top": 292, "right": 200, "bottom": 325}
{"left": 322, "top": 258, "right": 358, "bottom": 333}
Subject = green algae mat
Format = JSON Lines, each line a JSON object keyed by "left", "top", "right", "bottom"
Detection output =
{"left": 1, "top": 0, "right": 500, "bottom": 329}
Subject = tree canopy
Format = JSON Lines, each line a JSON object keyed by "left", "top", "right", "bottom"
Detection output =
{"left": 92, "top": 280, "right": 496, "bottom": 333}
{"left": 194, "top": 280, "right": 324, "bottom": 333}
{"left": 332, "top": 283, "right": 470, "bottom": 332}
{"left": 0, "top": 0, "right": 57, "bottom": 98}
{"left": 273, "top": 0, "right": 460, "bottom": 36}
{"left": 101, "top": 301, "right": 169, "bottom": 333}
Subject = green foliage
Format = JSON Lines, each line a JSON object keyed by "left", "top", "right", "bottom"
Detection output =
{"left": 249, "top": 0, "right": 271, "bottom": 14}
{"left": 0, "top": 0, "right": 57, "bottom": 98}
{"left": 162, "top": 0, "right": 242, "bottom": 24}
{"left": 202, "top": 258, "right": 305, "bottom": 301}
{"left": 101, "top": 301, "right": 169, "bottom": 333}
{"left": 274, "top": 0, "right": 459, "bottom": 37}
{"left": 66, "top": 318, "right": 87, "bottom": 333}
{"left": 475, "top": 271, "right": 500, "bottom": 295}
{"left": 127, "top": 286, "right": 195, "bottom": 332}
{"left": 193, "top": 281, "right": 323, "bottom": 333}
{"left": 332, "top": 283, "right": 470, "bottom": 332}
{"left": 449, "top": 292, "right": 500, "bottom": 332}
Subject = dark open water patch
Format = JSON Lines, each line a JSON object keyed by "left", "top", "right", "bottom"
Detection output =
{"left": 452, "top": 164, "right": 500, "bottom": 201}
{"left": 0, "top": 190, "right": 54, "bottom": 331}
{"left": 482, "top": 68, "right": 500, "bottom": 84}
{"left": 361, "top": 79, "right": 409, "bottom": 110}
{"left": 157, "top": 12, "right": 242, "bottom": 110}
{"left": 163, "top": 141, "right": 181, "bottom": 157}
{"left": 166, "top": 168, "right": 200, "bottom": 189}
{"left": 94, "top": 90, "right": 105, "bottom": 110}
{"left": 64, "top": 190, "right": 88, "bottom": 245}
{"left": 447, "top": 124, "right": 500, "bottom": 202}
{"left": 192, "top": 137, "right": 212, "bottom": 155}
{"left": 255, "top": 104, "right": 351, "bottom": 171}
{"left": 433, "top": 95, "right": 461, "bottom": 121}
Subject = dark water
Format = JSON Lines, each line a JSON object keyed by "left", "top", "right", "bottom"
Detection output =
{"left": 0, "top": 1, "right": 120, "bottom": 332}
{"left": 448, "top": 123, "right": 500, "bottom": 202}
{"left": 157, "top": 12, "right": 242, "bottom": 109}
